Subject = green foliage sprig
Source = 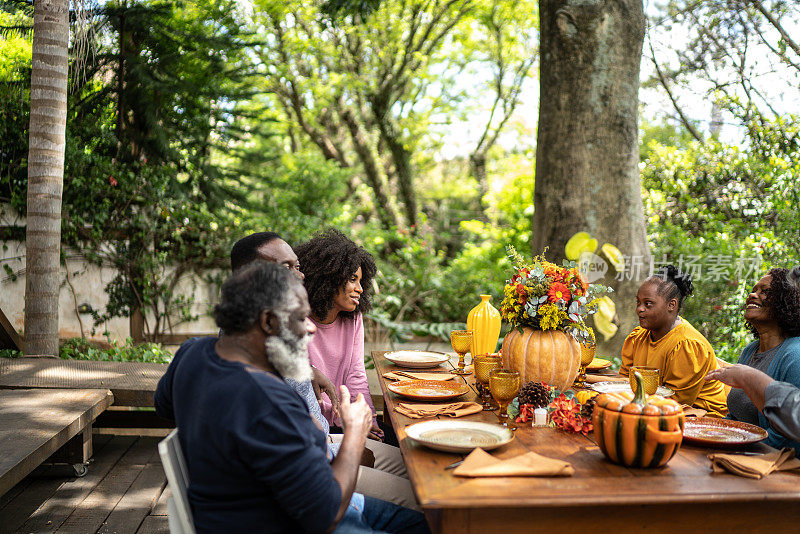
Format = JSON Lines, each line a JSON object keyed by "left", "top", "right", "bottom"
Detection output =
{"left": 0, "top": 337, "right": 172, "bottom": 363}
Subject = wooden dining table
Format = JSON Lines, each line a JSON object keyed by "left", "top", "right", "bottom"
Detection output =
{"left": 373, "top": 350, "right": 800, "bottom": 534}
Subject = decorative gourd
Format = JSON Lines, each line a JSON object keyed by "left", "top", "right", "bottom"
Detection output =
{"left": 501, "top": 327, "right": 581, "bottom": 391}
{"left": 576, "top": 390, "right": 598, "bottom": 405}
{"left": 467, "top": 295, "right": 502, "bottom": 356}
{"left": 593, "top": 372, "right": 685, "bottom": 468}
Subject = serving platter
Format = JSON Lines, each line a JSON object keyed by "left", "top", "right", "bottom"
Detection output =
{"left": 387, "top": 379, "right": 469, "bottom": 401}
{"left": 587, "top": 357, "right": 612, "bottom": 371}
{"left": 405, "top": 420, "right": 514, "bottom": 453}
{"left": 590, "top": 381, "right": 674, "bottom": 397}
{"left": 682, "top": 417, "right": 768, "bottom": 447}
{"left": 384, "top": 350, "right": 450, "bottom": 369}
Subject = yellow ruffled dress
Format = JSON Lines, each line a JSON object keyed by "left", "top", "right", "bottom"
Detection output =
{"left": 620, "top": 318, "right": 728, "bottom": 417}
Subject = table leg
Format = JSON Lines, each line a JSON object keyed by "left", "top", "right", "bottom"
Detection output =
{"left": 46, "top": 424, "right": 92, "bottom": 465}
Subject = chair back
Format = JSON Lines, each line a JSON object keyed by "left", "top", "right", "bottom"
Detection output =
{"left": 158, "top": 429, "right": 196, "bottom": 534}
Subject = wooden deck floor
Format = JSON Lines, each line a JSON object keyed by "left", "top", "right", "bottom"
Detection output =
{"left": 0, "top": 434, "right": 169, "bottom": 534}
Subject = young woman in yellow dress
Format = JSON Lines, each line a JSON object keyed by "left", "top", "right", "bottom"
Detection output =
{"left": 620, "top": 265, "right": 728, "bottom": 417}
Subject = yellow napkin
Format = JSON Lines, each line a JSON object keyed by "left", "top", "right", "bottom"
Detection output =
{"left": 708, "top": 448, "right": 800, "bottom": 479}
{"left": 395, "top": 402, "right": 482, "bottom": 419}
{"left": 382, "top": 371, "right": 455, "bottom": 381}
{"left": 453, "top": 448, "right": 574, "bottom": 477}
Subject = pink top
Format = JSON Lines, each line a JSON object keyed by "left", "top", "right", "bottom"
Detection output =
{"left": 307, "top": 313, "right": 376, "bottom": 426}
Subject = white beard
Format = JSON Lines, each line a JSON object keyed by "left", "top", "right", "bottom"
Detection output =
{"left": 264, "top": 319, "right": 313, "bottom": 382}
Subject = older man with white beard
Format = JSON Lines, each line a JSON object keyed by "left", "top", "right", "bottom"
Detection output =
{"left": 154, "top": 262, "right": 429, "bottom": 534}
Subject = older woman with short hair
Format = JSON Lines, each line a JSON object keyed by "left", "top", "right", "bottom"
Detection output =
{"left": 723, "top": 266, "right": 800, "bottom": 453}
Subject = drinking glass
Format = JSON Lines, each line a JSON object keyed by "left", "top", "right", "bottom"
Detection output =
{"left": 450, "top": 330, "right": 474, "bottom": 375}
{"left": 489, "top": 369, "right": 520, "bottom": 429}
{"left": 473, "top": 355, "right": 502, "bottom": 410}
{"left": 574, "top": 331, "right": 596, "bottom": 388}
{"left": 629, "top": 366, "right": 660, "bottom": 395}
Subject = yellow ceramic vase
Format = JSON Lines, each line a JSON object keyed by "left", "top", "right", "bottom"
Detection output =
{"left": 467, "top": 295, "right": 502, "bottom": 356}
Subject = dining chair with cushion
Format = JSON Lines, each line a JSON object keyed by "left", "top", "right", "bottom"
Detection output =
{"left": 158, "top": 429, "right": 195, "bottom": 534}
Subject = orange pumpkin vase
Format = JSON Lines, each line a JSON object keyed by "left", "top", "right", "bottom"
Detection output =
{"left": 501, "top": 327, "right": 581, "bottom": 391}
{"left": 593, "top": 372, "right": 685, "bottom": 468}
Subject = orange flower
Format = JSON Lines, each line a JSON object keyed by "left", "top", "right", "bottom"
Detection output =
{"left": 549, "top": 394, "right": 593, "bottom": 436}
{"left": 547, "top": 282, "right": 571, "bottom": 303}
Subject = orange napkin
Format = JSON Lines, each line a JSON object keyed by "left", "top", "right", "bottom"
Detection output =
{"left": 708, "top": 448, "right": 800, "bottom": 479}
{"left": 395, "top": 402, "right": 482, "bottom": 419}
{"left": 585, "top": 374, "right": 627, "bottom": 384}
{"left": 680, "top": 404, "right": 708, "bottom": 418}
{"left": 382, "top": 371, "right": 455, "bottom": 381}
{"left": 453, "top": 448, "right": 574, "bottom": 477}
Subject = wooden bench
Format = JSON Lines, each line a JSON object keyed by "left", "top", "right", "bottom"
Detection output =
{"left": 0, "top": 305, "right": 23, "bottom": 351}
{"left": 0, "top": 357, "right": 173, "bottom": 429}
{"left": 0, "top": 388, "right": 113, "bottom": 497}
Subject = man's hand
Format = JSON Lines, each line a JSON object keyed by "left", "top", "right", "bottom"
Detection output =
{"left": 329, "top": 385, "right": 373, "bottom": 530}
{"left": 705, "top": 364, "right": 768, "bottom": 389}
{"left": 706, "top": 364, "right": 773, "bottom": 411}
{"left": 338, "top": 385, "right": 372, "bottom": 437}
{"left": 312, "top": 367, "right": 341, "bottom": 418}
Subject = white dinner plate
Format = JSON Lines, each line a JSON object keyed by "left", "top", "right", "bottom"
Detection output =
{"left": 590, "top": 381, "right": 674, "bottom": 397}
{"left": 384, "top": 350, "right": 450, "bottom": 369}
{"left": 405, "top": 420, "right": 514, "bottom": 453}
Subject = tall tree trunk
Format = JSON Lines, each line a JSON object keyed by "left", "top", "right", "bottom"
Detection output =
{"left": 534, "top": 0, "right": 651, "bottom": 355}
{"left": 340, "top": 107, "right": 403, "bottom": 231}
{"left": 24, "top": 0, "right": 69, "bottom": 356}
{"left": 375, "top": 116, "right": 418, "bottom": 229}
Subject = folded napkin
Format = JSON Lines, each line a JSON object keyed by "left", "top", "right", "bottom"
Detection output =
{"left": 708, "top": 448, "right": 800, "bottom": 479}
{"left": 585, "top": 374, "right": 627, "bottom": 384}
{"left": 382, "top": 371, "right": 455, "bottom": 381}
{"left": 680, "top": 404, "right": 707, "bottom": 418}
{"left": 453, "top": 447, "right": 574, "bottom": 477}
{"left": 395, "top": 402, "right": 482, "bottom": 419}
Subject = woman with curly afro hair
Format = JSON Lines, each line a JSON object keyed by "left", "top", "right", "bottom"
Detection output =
{"left": 713, "top": 266, "right": 800, "bottom": 453}
{"left": 295, "top": 229, "right": 383, "bottom": 439}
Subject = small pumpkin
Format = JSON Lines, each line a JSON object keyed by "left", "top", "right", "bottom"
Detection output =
{"left": 593, "top": 372, "right": 684, "bottom": 468}
{"left": 576, "top": 390, "right": 598, "bottom": 405}
{"left": 501, "top": 327, "right": 581, "bottom": 391}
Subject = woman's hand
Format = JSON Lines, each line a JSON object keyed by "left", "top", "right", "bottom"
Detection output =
{"left": 311, "top": 367, "right": 341, "bottom": 418}
{"left": 367, "top": 423, "right": 384, "bottom": 442}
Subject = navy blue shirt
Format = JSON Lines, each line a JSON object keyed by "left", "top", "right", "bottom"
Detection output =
{"left": 154, "top": 337, "right": 341, "bottom": 533}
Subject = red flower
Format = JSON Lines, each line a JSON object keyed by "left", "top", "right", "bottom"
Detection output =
{"left": 549, "top": 394, "right": 593, "bottom": 436}
{"left": 547, "top": 282, "right": 571, "bottom": 303}
{"left": 109, "top": 176, "right": 118, "bottom": 187}
{"left": 516, "top": 283, "right": 526, "bottom": 295}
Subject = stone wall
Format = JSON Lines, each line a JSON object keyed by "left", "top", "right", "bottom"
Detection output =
{"left": 0, "top": 240, "right": 220, "bottom": 343}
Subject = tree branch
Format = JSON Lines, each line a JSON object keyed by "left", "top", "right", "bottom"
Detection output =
{"left": 648, "top": 39, "right": 703, "bottom": 142}
{"left": 749, "top": 0, "right": 800, "bottom": 58}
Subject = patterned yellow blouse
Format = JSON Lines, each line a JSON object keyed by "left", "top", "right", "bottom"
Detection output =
{"left": 620, "top": 318, "right": 728, "bottom": 417}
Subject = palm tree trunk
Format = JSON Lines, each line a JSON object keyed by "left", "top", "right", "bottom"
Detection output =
{"left": 24, "top": 0, "right": 69, "bottom": 356}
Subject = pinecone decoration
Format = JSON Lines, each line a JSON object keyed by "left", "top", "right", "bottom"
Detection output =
{"left": 518, "top": 381, "right": 551, "bottom": 409}
{"left": 580, "top": 396, "right": 597, "bottom": 419}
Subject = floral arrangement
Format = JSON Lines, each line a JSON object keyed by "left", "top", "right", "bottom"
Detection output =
{"left": 511, "top": 386, "right": 595, "bottom": 436}
{"left": 548, "top": 394, "right": 593, "bottom": 436}
{"left": 500, "top": 246, "right": 611, "bottom": 345}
